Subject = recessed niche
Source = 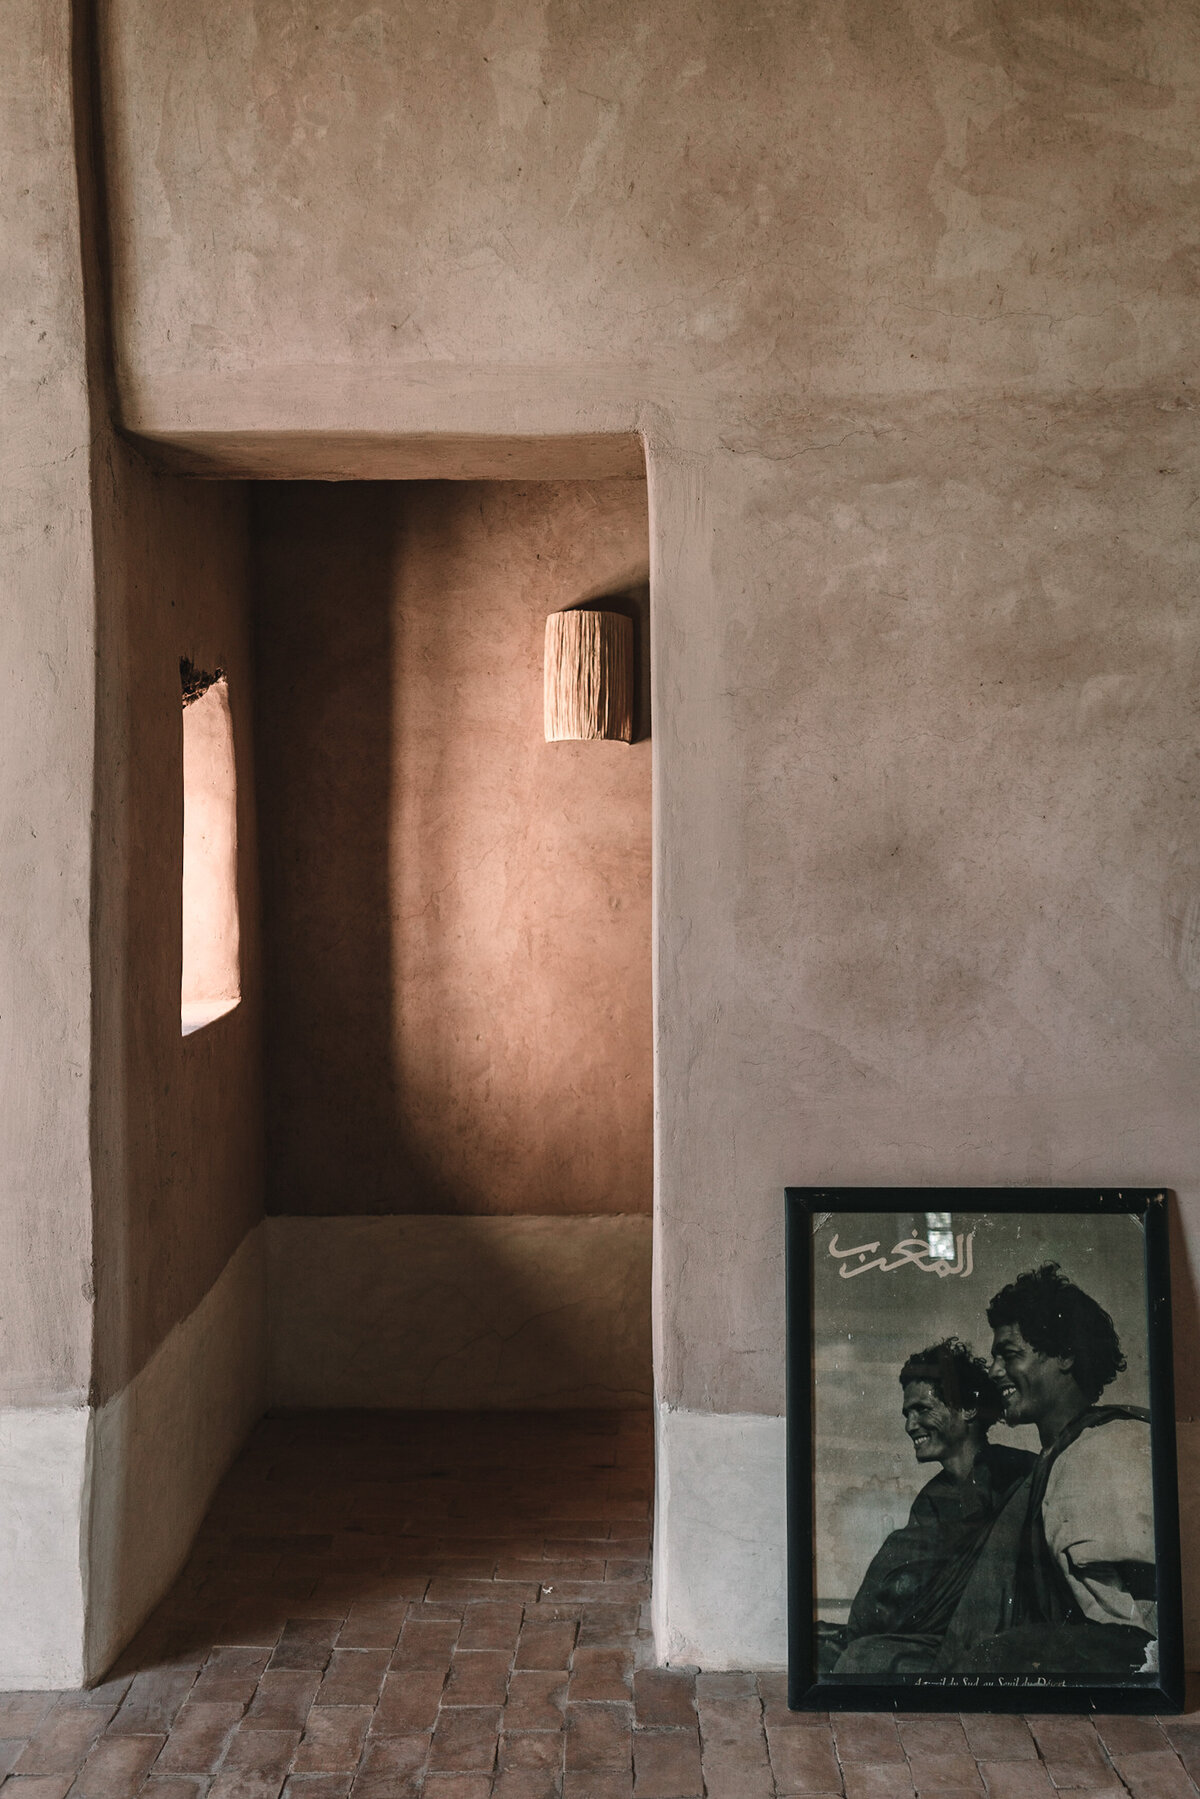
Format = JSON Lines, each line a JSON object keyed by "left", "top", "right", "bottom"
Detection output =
{"left": 252, "top": 478, "right": 652, "bottom": 1218}
{"left": 181, "top": 666, "right": 241, "bottom": 1035}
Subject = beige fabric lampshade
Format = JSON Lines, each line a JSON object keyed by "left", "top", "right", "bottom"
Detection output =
{"left": 543, "top": 609, "right": 633, "bottom": 743}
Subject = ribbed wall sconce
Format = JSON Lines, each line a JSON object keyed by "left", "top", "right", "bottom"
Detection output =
{"left": 543, "top": 610, "right": 633, "bottom": 743}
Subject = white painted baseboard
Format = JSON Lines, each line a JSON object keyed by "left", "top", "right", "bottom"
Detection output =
{"left": 0, "top": 1407, "right": 91, "bottom": 1687}
{"left": 653, "top": 1404, "right": 788, "bottom": 1670}
{"left": 267, "top": 1214, "right": 652, "bottom": 1410}
{"left": 653, "top": 1406, "right": 1200, "bottom": 1672}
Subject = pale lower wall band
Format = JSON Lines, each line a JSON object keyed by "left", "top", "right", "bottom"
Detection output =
{"left": 266, "top": 1214, "right": 654, "bottom": 1410}
{"left": 0, "top": 1230, "right": 266, "bottom": 1688}
{"left": 651, "top": 1405, "right": 1200, "bottom": 1671}
{"left": 3, "top": 1220, "right": 1196, "bottom": 1684}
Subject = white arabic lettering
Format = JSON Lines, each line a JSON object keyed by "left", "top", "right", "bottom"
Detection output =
{"left": 828, "top": 1230, "right": 975, "bottom": 1279}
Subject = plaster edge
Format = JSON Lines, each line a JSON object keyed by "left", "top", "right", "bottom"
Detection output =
{"left": 127, "top": 428, "right": 648, "bottom": 482}
{"left": 84, "top": 1225, "right": 267, "bottom": 1680}
{"left": 115, "top": 365, "right": 1194, "bottom": 468}
{"left": 266, "top": 1214, "right": 653, "bottom": 1410}
{"left": 653, "top": 1407, "right": 1200, "bottom": 1672}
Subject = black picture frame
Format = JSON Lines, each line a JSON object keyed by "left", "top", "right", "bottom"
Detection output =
{"left": 786, "top": 1188, "right": 1183, "bottom": 1713}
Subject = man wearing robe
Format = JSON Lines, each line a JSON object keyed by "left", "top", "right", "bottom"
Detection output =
{"left": 820, "top": 1338, "right": 1035, "bottom": 1675}
{"left": 934, "top": 1262, "right": 1156, "bottom": 1676}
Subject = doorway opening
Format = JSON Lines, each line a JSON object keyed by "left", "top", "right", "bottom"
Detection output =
{"left": 92, "top": 436, "right": 655, "bottom": 1687}
{"left": 253, "top": 477, "right": 653, "bottom": 1410}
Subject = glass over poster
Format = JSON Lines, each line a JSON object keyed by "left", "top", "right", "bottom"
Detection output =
{"left": 785, "top": 1189, "right": 1182, "bottom": 1712}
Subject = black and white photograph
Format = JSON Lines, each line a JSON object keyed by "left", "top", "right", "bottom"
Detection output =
{"left": 786, "top": 1190, "right": 1183, "bottom": 1713}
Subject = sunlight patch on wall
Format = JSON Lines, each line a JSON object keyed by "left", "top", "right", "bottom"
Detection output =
{"left": 181, "top": 671, "right": 240, "bottom": 1035}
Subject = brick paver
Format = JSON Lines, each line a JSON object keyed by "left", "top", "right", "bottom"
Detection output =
{"left": 0, "top": 1412, "right": 1193, "bottom": 1799}
{"left": 900, "top": 1724, "right": 972, "bottom": 1762}
{"left": 834, "top": 1716, "right": 907, "bottom": 1764}
{"left": 962, "top": 1718, "right": 1041, "bottom": 1765}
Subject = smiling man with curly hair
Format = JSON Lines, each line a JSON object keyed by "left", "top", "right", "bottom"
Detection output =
{"left": 819, "top": 1337, "right": 1035, "bottom": 1675}
{"left": 936, "top": 1263, "right": 1156, "bottom": 1676}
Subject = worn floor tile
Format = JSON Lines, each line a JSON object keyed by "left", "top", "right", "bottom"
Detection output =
{"left": 901, "top": 1721, "right": 972, "bottom": 1760}
{"left": 139, "top": 1778, "right": 208, "bottom": 1799}
{"left": 106, "top": 1674, "right": 196, "bottom": 1739}
{"left": 834, "top": 1715, "right": 907, "bottom": 1765}
{"left": 514, "top": 1623, "right": 578, "bottom": 1671}
{"left": 426, "top": 1707, "right": 502, "bottom": 1773}
{"left": 156, "top": 1703, "right": 245, "bottom": 1775}
{"left": 243, "top": 1673, "right": 320, "bottom": 1731}
{"left": 498, "top": 1729, "right": 564, "bottom": 1771}
{"left": 841, "top": 1766, "right": 918, "bottom": 1799}
{"left": 907, "top": 1754, "right": 986, "bottom": 1795}
{"left": 422, "top": 1777, "right": 492, "bottom": 1799}
{"left": 633, "top": 1727, "right": 704, "bottom": 1798}
{"left": 767, "top": 1721, "right": 841, "bottom": 1795}
{"left": 13, "top": 1705, "right": 112, "bottom": 1777}
{"left": 634, "top": 1670, "right": 697, "bottom": 1730}
{"left": 962, "top": 1718, "right": 1040, "bottom": 1764}
{"left": 220, "top": 1724, "right": 302, "bottom": 1780}
{"left": 1096, "top": 1722, "right": 1170, "bottom": 1759}
{"left": 291, "top": 1706, "right": 371, "bottom": 1773}
{"left": 442, "top": 1652, "right": 512, "bottom": 1708}
{"left": 1115, "top": 1753, "right": 1200, "bottom": 1799}
{"left": 0, "top": 1700, "right": 55, "bottom": 1739}
{"left": 564, "top": 1703, "right": 633, "bottom": 1772}
{"left": 490, "top": 1771, "right": 560, "bottom": 1799}
{"left": 371, "top": 1669, "right": 445, "bottom": 1735}
{"left": 571, "top": 1646, "right": 633, "bottom": 1702}
{"left": 980, "top": 1761, "right": 1058, "bottom": 1799}
{"left": 312, "top": 1654, "right": 387, "bottom": 1709}
{"left": 280, "top": 1778, "right": 353, "bottom": 1799}
{"left": 503, "top": 1672, "right": 568, "bottom": 1731}
{"left": 561, "top": 1773, "right": 635, "bottom": 1799}
{"left": 5, "top": 1778, "right": 81, "bottom": 1799}
{"left": 67, "top": 1732, "right": 166, "bottom": 1798}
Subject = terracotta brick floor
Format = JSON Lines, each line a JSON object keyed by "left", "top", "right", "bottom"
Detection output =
{"left": 0, "top": 1410, "right": 1197, "bottom": 1799}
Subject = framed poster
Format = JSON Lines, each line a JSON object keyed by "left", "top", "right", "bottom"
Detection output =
{"left": 786, "top": 1188, "right": 1183, "bottom": 1712}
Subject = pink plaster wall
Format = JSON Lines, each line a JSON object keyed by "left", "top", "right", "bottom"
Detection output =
{"left": 253, "top": 478, "right": 651, "bottom": 1218}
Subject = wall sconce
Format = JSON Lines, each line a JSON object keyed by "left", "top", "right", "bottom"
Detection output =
{"left": 543, "top": 610, "right": 633, "bottom": 743}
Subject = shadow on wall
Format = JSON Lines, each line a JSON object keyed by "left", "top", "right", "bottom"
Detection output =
{"left": 570, "top": 581, "right": 652, "bottom": 743}
{"left": 265, "top": 1215, "right": 653, "bottom": 1410}
{"left": 252, "top": 484, "right": 403, "bottom": 1214}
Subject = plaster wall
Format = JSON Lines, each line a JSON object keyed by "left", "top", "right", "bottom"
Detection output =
{"left": 658, "top": 391, "right": 1200, "bottom": 1418}
{"left": 95, "top": 0, "right": 1200, "bottom": 1403}
{"left": 4, "top": 0, "right": 1197, "bottom": 1674}
{"left": 77, "top": 446, "right": 266, "bottom": 1676}
{"left": 3, "top": 0, "right": 269, "bottom": 1683}
{"left": 100, "top": 0, "right": 1200, "bottom": 407}
{"left": 253, "top": 478, "right": 651, "bottom": 1219}
{"left": 91, "top": 457, "right": 263, "bottom": 1402}
{"left": 1, "top": 0, "right": 95, "bottom": 1408}
{"left": 267, "top": 1215, "right": 652, "bottom": 1409}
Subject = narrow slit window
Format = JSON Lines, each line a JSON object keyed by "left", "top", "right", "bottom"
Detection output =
{"left": 181, "top": 662, "right": 240, "bottom": 1035}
